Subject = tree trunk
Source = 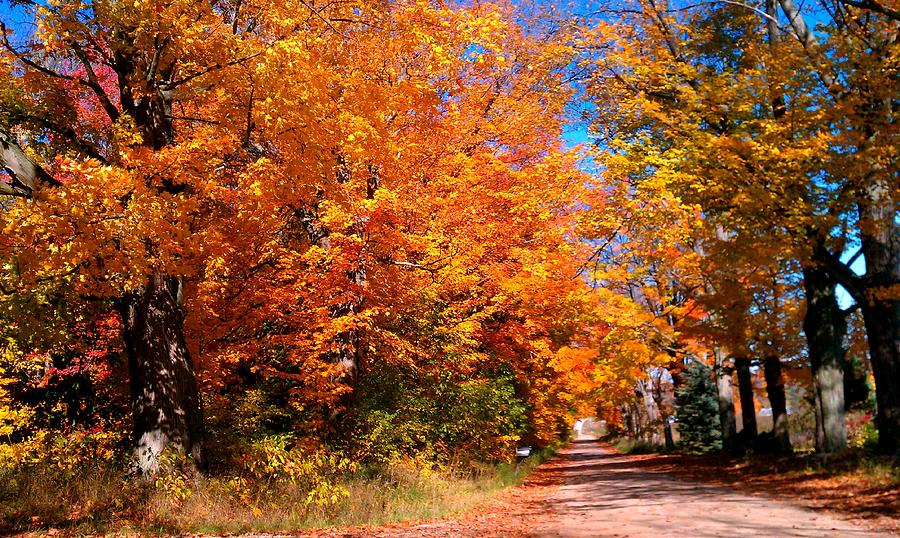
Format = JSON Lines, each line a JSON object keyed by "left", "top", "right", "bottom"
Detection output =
{"left": 860, "top": 299, "right": 900, "bottom": 453}
{"left": 664, "top": 421, "right": 674, "bottom": 449}
{"left": 120, "top": 274, "right": 205, "bottom": 474}
{"left": 714, "top": 349, "right": 737, "bottom": 451}
{"left": 803, "top": 258, "right": 848, "bottom": 453}
{"left": 857, "top": 172, "right": 900, "bottom": 454}
{"left": 735, "top": 357, "right": 757, "bottom": 439}
{"left": 779, "top": 0, "right": 900, "bottom": 456}
{"left": 762, "top": 355, "right": 792, "bottom": 452}
{"left": 114, "top": 35, "right": 209, "bottom": 471}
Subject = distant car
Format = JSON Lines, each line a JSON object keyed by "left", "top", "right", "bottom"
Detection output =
{"left": 516, "top": 446, "right": 533, "bottom": 458}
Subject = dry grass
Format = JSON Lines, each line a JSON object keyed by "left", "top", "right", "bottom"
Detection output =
{"left": 0, "top": 448, "right": 556, "bottom": 535}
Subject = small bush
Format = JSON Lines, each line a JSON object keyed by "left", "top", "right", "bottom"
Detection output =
{"left": 675, "top": 361, "right": 722, "bottom": 453}
{"left": 349, "top": 364, "right": 530, "bottom": 466}
{"left": 847, "top": 413, "right": 879, "bottom": 449}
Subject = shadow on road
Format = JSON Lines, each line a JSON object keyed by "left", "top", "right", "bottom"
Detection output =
{"left": 532, "top": 440, "right": 879, "bottom": 538}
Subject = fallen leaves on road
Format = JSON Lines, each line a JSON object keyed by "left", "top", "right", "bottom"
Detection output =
{"left": 610, "top": 446, "right": 900, "bottom": 535}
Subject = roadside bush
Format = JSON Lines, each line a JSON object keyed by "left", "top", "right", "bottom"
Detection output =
{"left": 847, "top": 412, "right": 879, "bottom": 449}
{"left": 674, "top": 361, "right": 722, "bottom": 453}
{"left": 350, "top": 364, "right": 529, "bottom": 466}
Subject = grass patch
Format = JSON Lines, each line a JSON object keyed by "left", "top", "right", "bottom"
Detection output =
{"left": 0, "top": 446, "right": 558, "bottom": 535}
{"left": 608, "top": 436, "right": 667, "bottom": 454}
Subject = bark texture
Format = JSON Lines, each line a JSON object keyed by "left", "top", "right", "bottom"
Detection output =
{"left": 121, "top": 275, "right": 205, "bottom": 474}
{"left": 714, "top": 349, "right": 737, "bottom": 451}
{"left": 856, "top": 171, "right": 900, "bottom": 454}
{"left": 802, "top": 261, "right": 847, "bottom": 453}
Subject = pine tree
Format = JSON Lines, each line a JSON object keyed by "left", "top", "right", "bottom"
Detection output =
{"left": 675, "top": 361, "right": 723, "bottom": 453}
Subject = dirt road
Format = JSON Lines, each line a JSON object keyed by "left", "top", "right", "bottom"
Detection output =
{"left": 531, "top": 440, "right": 884, "bottom": 537}
{"left": 308, "top": 439, "right": 891, "bottom": 537}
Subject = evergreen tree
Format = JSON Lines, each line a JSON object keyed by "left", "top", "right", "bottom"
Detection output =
{"left": 675, "top": 361, "right": 723, "bottom": 453}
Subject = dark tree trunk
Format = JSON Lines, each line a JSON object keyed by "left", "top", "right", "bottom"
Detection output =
{"left": 714, "top": 349, "right": 737, "bottom": 451}
{"left": 0, "top": 14, "right": 209, "bottom": 475}
{"left": 112, "top": 33, "right": 209, "bottom": 472}
{"left": 735, "top": 357, "right": 757, "bottom": 439}
{"left": 120, "top": 274, "right": 205, "bottom": 474}
{"left": 802, "top": 260, "right": 847, "bottom": 453}
{"left": 762, "top": 355, "right": 792, "bottom": 453}
{"left": 664, "top": 421, "right": 675, "bottom": 449}
{"left": 857, "top": 172, "right": 900, "bottom": 454}
{"left": 861, "top": 298, "right": 900, "bottom": 453}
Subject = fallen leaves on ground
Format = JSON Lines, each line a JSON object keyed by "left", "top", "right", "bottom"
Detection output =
{"left": 608, "top": 446, "right": 900, "bottom": 535}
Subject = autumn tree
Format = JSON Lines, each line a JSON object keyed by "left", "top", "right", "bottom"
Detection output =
{"left": 782, "top": 0, "right": 899, "bottom": 454}
{"left": 579, "top": 0, "right": 897, "bottom": 452}
{"left": 1, "top": 0, "right": 605, "bottom": 473}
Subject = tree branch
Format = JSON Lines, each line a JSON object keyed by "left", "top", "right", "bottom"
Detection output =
{"left": 70, "top": 41, "right": 121, "bottom": 123}
{"left": 161, "top": 51, "right": 264, "bottom": 90}
{"left": 0, "top": 130, "right": 60, "bottom": 197}
{"left": 777, "top": 0, "right": 838, "bottom": 89}
{"left": 819, "top": 248, "right": 865, "bottom": 304}
{"left": 837, "top": 0, "right": 900, "bottom": 21}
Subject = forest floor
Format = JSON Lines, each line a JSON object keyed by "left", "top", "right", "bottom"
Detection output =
{"left": 294, "top": 439, "right": 898, "bottom": 537}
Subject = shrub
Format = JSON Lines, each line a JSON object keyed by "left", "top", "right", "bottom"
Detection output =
{"left": 350, "top": 364, "right": 529, "bottom": 466}
{"left": 675, "top": 361, "right": 722, "bottom": 453}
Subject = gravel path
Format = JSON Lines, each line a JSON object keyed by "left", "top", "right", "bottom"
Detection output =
{"left": 532, "top": 440, "right": 886, "bottom": 537}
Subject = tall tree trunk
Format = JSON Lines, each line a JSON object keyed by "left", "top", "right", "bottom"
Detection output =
{"left": 857, "top": 171, "right": 900, "bottom": 454}
{"left": 802, "top": 260, "right": 847, "bottom": 453}
{"left": 763, "top": 0, "right": 791, "bottom": 455}
{"left": 115, "top": 49, "right": 208, "bottom": 471}
{"left": 735, "top": 357, "right": 757, "bottom": 439}
{"left": 714, "top": 349, "right": 737, "bottom": 451}
{"left": 0, "top": 13, "right": 210, "bottom": 474}
{"left": 861, "top": 300, "right": 900, "bottom": 453}
{"left": 762, "top": 355, "right": 792, "bottom": 452}
{"left": 120, "top": 274, "right": 205, "bottom": 474}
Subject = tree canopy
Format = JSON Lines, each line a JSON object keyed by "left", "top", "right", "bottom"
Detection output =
{"left": 0, "top": 0, "right": 896, "bottom": 487}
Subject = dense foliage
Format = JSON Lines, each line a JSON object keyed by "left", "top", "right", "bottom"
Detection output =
{"left": 0, "top": 0, "right": 897, "bottom": 531}
{"left": 0, "top": 0, "right": 608, "bottom": 479}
